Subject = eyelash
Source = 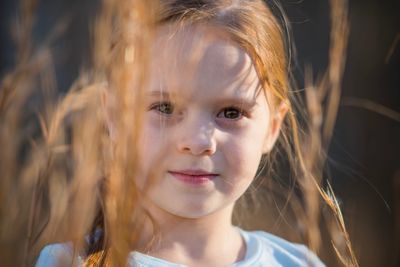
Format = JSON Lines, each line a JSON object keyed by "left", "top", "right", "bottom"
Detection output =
{"left": 216, "top": 106, "right": 245, "bottom": 120}
{"left": 149, "top": 102, "right": 247, "bottom": 121}
{"left": 149, "top": 101, "right": 175, "bottom": 115}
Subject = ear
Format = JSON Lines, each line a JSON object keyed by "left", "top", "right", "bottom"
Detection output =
{"left": 101, "top": 86, "right": 117, "bottom": 141}
{"left": 262, "top": 101, "right": 288, "bottom": 154}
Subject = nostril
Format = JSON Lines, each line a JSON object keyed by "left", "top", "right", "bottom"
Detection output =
{"left": 177, "top": 134, "right": 216, "bottom": 156}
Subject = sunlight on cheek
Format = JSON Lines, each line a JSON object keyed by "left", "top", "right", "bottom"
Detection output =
{"left": 136, "top": 124, "right": 172, "bottom": 187}
{"left": 224, "top": 141, "right": 263, "bottom": 181}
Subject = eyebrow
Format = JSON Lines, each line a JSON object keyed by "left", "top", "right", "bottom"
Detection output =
{"left": 148, "top": 90, "right": 258, "bottom": 107}
{"left": 147, "top": 90, "right": 175, "bottom": 97}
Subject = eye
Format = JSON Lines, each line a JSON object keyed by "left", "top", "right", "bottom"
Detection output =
{"left": 217, "top": 107, "right": 244, "bottom": 120}
{"left": 149, "top": 102, "right": 174, "bottom": 115}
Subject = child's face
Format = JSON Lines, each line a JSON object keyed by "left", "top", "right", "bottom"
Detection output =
{"left": 136, "top": 25, "right": 281, "bottom": 219}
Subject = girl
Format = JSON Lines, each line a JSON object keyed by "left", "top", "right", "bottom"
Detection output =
{"left": 33, "top": 0, "right": 350, "bottom": 266}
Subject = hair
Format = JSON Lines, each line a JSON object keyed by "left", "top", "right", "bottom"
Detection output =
{"left": 158, "top": 0, "right": 289, "bottom": 103}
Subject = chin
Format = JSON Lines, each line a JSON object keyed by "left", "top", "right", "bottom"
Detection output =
{"left": 160, "top": 204, "right": 214, "bottom": 219}
{"left": 160, "top": 199, "right": 232, "bottom": 220}
{"left": 170, "top": 209, "right": 213, "bottom": 219}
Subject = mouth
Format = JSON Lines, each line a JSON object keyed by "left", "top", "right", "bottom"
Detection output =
{"left": 168, "top": 170, "right": 218, "bottom": 185}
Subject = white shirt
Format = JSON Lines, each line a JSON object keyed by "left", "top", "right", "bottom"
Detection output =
{"left": 36, "top": 229, "right": 325, "bottom": 267}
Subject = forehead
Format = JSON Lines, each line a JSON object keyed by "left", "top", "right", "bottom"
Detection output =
{"left": 149, "top": 24, "right": 261, "bottom": 99}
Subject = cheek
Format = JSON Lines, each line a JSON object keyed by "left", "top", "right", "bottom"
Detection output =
{"left": 222, "top": 128, "right": 266, "bottom": 183}
{"left": 139, "top": 120, "right": 171, "bottom": 161}
{"left": 138, "top": 126, "right": 153, "bottom": 170}
{"left": 136, "top": 123, "right": 167, "bottom": 188}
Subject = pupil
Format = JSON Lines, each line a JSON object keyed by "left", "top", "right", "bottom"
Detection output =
{"left": 225, "top": 108, "right": 239, "bottom": 119}
{"left": 159, "top": 103, "right": 173, "bottom": 114}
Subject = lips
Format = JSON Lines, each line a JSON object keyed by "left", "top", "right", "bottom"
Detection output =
{"left": 168, "top": 170, "right": 218, "bottom": 185}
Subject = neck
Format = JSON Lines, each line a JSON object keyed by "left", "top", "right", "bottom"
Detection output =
{"left": 138, "top": 203, "right": 245, "bottom": 267}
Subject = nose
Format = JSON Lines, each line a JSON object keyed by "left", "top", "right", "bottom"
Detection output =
{"left": 176, "top": 118, "right": 216, "bottom": 156}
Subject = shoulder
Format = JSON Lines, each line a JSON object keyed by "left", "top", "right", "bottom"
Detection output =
{"left": 35, "top": 243, "right": 83, "bottom": 267}
{"left": 237, "top": 229, "right": 326, "bottom": 267}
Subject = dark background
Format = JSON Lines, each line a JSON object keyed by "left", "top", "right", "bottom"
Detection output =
{"left": 1, "top": 1, "right": 399, "bottom": 266}
{"left": 286, "top": 1, "right": 400, "bottom": 266}
{"left": 285, "top": 1, "right": 399, "bottom": 267}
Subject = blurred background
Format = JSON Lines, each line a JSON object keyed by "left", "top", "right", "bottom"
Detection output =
{"left": 1, "top": 0, "right": 399, "bottom": 266}
{"left": 285, "top": 1, "right": 399, "bottom": 266}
